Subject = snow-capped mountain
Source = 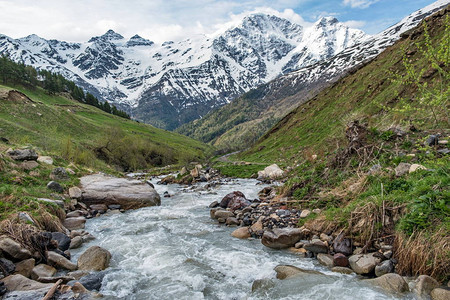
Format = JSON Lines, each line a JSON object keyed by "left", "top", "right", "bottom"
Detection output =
{"left": 0, "top": 14, "right": 366, "bottom": 129}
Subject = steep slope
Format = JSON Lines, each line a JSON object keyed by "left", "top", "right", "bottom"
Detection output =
{"left": 0, "top": 14, "right": 365, "bottom": 129}
{"left": 177, "top": 0, "right": 449, "bottom": 152}
{"left": 237, "top": 6, "right": 449, "bottom": 164}
{"left": 0, "top": 84, "right": 213, "bottom": 171}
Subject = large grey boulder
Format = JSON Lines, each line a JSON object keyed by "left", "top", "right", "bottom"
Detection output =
{"left": 0, "top": 238, "right": 32, "bottom": 260}
{"left": 257, "top": 164, "right": 284, "bottom": 180}
{"left": 349, "top": 253, "right": 381, "bottom": 275}
{"left": 47, "top": 251, "right": 77, "bottom": 271}
{"left": 6, "top": 149, "right": 38, "bottom": 161}
{"left": 80, "top": 174, "right": 160, "bottom": 209}
{"left": 262, "top": 228, "right": 303, "bottom": 249}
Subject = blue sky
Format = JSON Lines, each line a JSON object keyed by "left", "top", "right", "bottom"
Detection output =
{"left": 0, "top": 0, "right": 445, "bottom": 43}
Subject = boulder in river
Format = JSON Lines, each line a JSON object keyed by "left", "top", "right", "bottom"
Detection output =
{"left": 262, "top": 228, "right": 303, "bottom": 249}
{"left": 414, "top": 275, "right": 439, "bottom": 298}
{"left": 274, "top": 265, "right": 323, "bottom": 280}
{"left": 80, "top": 174, "right": 161, "bottom": 209}
{"left": 78, "top": 246, "right": 111, "bottom": 271}
{"left": 47, "top": 251, "right": 77, "bottom": 271}
{"left": 219, "top": 191, "right": 250, "bottom": 211}
{"left": 366, "top": 273, "right": 409, "bottom": 294}
{"left": 231, "top": 227, "right": 251, "bottom": 239}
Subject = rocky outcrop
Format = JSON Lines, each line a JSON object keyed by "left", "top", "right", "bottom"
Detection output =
{"left": 80, "top": 174, "right": 160, "bottom": 209}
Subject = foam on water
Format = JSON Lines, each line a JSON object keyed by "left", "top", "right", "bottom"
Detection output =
{"left": 71, "top": 178, "right": 416, "bottom": 300}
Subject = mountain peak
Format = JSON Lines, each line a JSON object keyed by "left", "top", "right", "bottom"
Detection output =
{"left": 126, "top": 34, "right": 154, "bottom": 47}
{"left": 89, "top": 29, "right": 124, "bottom": 43}
{"left": 316, "top": 16, "right": 340, "bottom": 27}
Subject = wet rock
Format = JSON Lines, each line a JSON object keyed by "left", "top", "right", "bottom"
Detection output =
{"left": 430, "top": 288, "right": 450, "bottom": 300}
{"left": 51, "top": 232, "right": 71, "bottom": 252}
{"left": 225, "top": 217, "right": 239, "bottom": 226}
{"left": 63, "top": 217, "right": 86, "bottom": 230}
{"left": 50, "top": 167, "right": 69, "bottom": 181}
{"left": 375, "top": 260, "right": 394, "bottom": 277}
{"left": 47, "top": 251, "right": 77, "bottom": 271}
{"left": 349, "top": 253, "right": 381, "bottom": 275}
{"left": 274, "top": 265, "right": 323, "bottom": 280}
{"left": 333, "top": 233, "right": 352, "bottom": 256}
{"left": 333, "top": 253, "right": 349, "bottom": 267}
{"left": 366, "top": 273, "right": 409, "bottom": 293}
{"left": 261, "top": 228, "right": 303, "bottom": 249}
{"left": 250, "top": 217, "right": 264, "bottom": 232}
{"left": 71, "top": 281, "right": 90, "bottom": 294}
{"left": 231, "top": 227, "right": 251, "bottom": 239}
{"left": 304, "top": 240, "right": 328, "bottom": 254}
{"left": 214, "top": 210, "right": 234, "bottom": 219}
{"left": 0, "top": 274, "right": 52, "bottom": 291}
{"left": 80, "top": 174, "right": 161, "bottom": 209}
{"left": 0, "top": 258, "right": 15, "bottom": 276}
{"left": 251, "top": 278, "right": 275, "bottom": 292}
{"left": 317, "top": 253, "right": 334, "bottom": 268}
{"left": 37, "top": 156, "right": 53, "bottom": 165}
{"left": 7, "top": 149, "right": 38, "bottom": 161}
{"left": 68, "top": 187, "right": 82, "bottom": 199}
{"left": 219, "top": 191, "right": 251, "bottom": 211}
{"left": 0, "top": 238, "right": 32, "bottom": 260}
{"left": 257, "top": 164, "right": 284, "bottom": 180}
{"left": 14, "top": 258, "right": 35, "bottom": 278}
{"left": 208, "top": 201, "right": 219, "bottom": 208}
{"left": 67, "top": 270, "right": 90, "bottom": 280}
{"left": 46, "top": 181, "right": 63, "bottom": 193}
{"left": 70, "top": 270, "right": 108, "bottom": 291}
{"left": 395, "top": 163, "right": 411, "bottom": 177}
{"left": 78, "top": 246, "right": 111, "bottom": 271}
{"left": 331, "top": 267, "right": 354, "bottom": 274}
{"left": 89, "top": 204, "right": 108, "bottom": 213}
{"left": 37, "top": 275, "right": 74, "bottom": 284}
{"left": 0, "top": 281, "right": 5, "bottom": 296}
{"left": 31, "top": 264, "right": 56, "bottom": 280}
{"left": 69, "top": 236, "right": 83, "bottom": 249}
{"left": 414, "top": 275, "right": 439, "bottom": 298}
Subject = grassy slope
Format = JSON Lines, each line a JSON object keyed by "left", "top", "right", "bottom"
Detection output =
{"left": 0, "top": 84, "right": 213, "bottom": 170}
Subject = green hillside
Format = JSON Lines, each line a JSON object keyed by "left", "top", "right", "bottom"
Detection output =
{"left": 0, "top": 84, "right": 213, "bottom": 171}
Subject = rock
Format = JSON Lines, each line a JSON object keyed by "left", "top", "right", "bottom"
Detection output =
{"left": 190, "top": 166, "right": 200, "bottom": 178}
{"left": 251, "top": 278, "right": 275, "bottom": 292}
{"left": 0, "top": 238, "right": 32, "bottom": 260}
{"left": 69, "top": 236, "right": 83, "bottom": 249}
{"left": 219, "top": 191, "right": 250, "bottom": 210}
{"left": 7, "top": 149, "right": 38, "bottom": 161}
{"left": 76, "top": 270, "right": 108, "bottom": 291}
{"left": 51, "top": 232, "right": 71, "bottom": 252}
{"left": 261, "top": 228, "right": 303, "bottom": 249}
{"left": 47, "top": 251, "right": 77, "bottom": 271}
{"left": 37, "top": 198, "right": 64, "bottom": 208}
{"left": 437, "top": 148, "right": 450, "bottom": 155}
{"left": 430, "top": 288, "right": 450, "bottom": 300}
{"left": 82, "top": 234, "right": 95, "bottom": 243}
{"left": 0, "top": 258, "right": 16, "bottom": 276}
{"left": 231, "top": 227, "right": 251, "bottom": 239}
{"left": 366, "top": 273, "right": 409, "bottom": 293}
{"left": 395, "top": 163, "right": 412, "bottom": 177}
{"left": 0, "top": 281, "right": 5, "bottom": 296}
{"left": 18, "top": 212, "right": 34, "bottom": 224}
{"left": 67, "top": 270, "right": 90, "bottom": 280}
{"left": 14, "top": 259, "right": 35, "bottom": 278}
{"left": 304, "top": 240, "right": 328, "bottom": 254}
{"left": 425, "top": 135, "right": 439, "bottom": 146}
{"left": 349, "top": 253, "right": 381, "bottom": 275}
{"left": 108, "top": 204, "right": 121, "bottom": 210}
{"left": 50, "top": 167, "right": 69, "bottom": 181}
{"left": 71, "top": 281, "right": 90, "bottom": 294}
{"left": 63, "top": 217, "right": 86, "bottom": 230}
{"left": 68, "top": 187, "right": 82, "bottom": 199}
{"left": 257, "top": 164, "right": 284, "bottom": 180}
{"left": 46, "top": 181, "right": 63, "bottom": 193}
{"left": 225, "top": 217, "right": 239, "bottom": 226}
{"left": 208, "top": 201, "right": 219, "bottom": 208}
{"left": 37, "top": 276, "right": 74, "bottom": 284}
{"left": 317, "top": 253, "right": 334, "bottom": 268}
{"left": 31, "top": 264, "right": 56, "bottom": 280}
{"left": 179, "top": 167, "right": 188, "bottom": 176}
{"left": 331, "top": 267, "right": 354, "bottom": 274}
{"left": 80, "top": 174, "right": 161, "bottom": 209}
{"left": 250, "top": 217, "right": 264, "bottom": 232}
{"left": 274, "top": 265, "right": 323, "bottom": 280}
{"left": 1, "top": 274, "right": 53, "bottom": 291}
{"left": 214, "top": 210, "right": 234, "bottom": 219}
{"left": 368, "top": 164, "right": 382, "bottom": 175}
{"left": 19, "top": 161, "right": 39, "bottom": 170}
{"left": 409, "top": 164, "right": 426, "bottom": 173}
{"left": 37, "top": 156, "right": 53, "bottom": 165}
{"left": 66, "top": 210, "right": 84, "bottom": 218}
{"left": 89, "top": 204, "right": 108, "bottom": 212}
{"left": 319, "top": 233, "right": 332, "bottom": 243}
{"left": 333, "top": 234, "right": 352, "bottom": 256}
{"left": 78, "top": 246, "right": 111, "bottom": 271}
{"left": 414, "top": 275, "right": 439, "bottom": 298}
{"left": 375, "top": 260, "right": 394, "bottom": 277}
{"left": 300, "top": 209, "right": 311, "bottom": 218}
{"left": 333, "top": 253, "right": 349, "bottom": 267}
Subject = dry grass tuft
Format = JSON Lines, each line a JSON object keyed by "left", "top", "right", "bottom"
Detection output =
{"left": 394, "top": 228, "right": 450, "bottom": 283}
{"left": 34, "top": 209, "right": 66, "bottom": 233}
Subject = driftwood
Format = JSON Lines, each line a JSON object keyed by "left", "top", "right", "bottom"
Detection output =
{"left": 42, "top": 279, "right": 62, "bottom": 300}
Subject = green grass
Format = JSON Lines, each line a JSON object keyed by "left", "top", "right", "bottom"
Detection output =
{"left": 0, "top": 84, "right": 213, "bottom": 171}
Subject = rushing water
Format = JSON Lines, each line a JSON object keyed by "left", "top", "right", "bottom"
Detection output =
{"left": 72, "top": 178, "right": 416, "bottom": 300}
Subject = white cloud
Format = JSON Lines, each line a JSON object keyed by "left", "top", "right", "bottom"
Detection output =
{"left": 342, "top": 0, "right": 379, "bottom": 9}
{"left": 343, "top": 20, "right": 366, "bottom": 29}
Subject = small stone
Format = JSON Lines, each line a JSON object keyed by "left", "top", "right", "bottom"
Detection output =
{"left": 251, "top": 278, "right": 275, "bottom": 292}
{"left": 89, "top": 204, "right": 108, "bottom": 212}
{"left": 331, "top": 266, "right": 354, "bottom": 274}
{"left": 333, "top": 253, "right": 349, "bottom": 267}
{"left": 383, "top": 250, "right": 393, "bottom": 259}
{"left": 300, "top": 209, "right": 311, "bottom": 218}
{"left": 18, "top": 212, "right": 35, "bottom": 224}
{"left": 425, "top": 135, "right": 438, "bottom": 147}
{"left": 409, "top": 164, "right": 426, "bottom": 173}
{"left": 208, "top": 201, "right": 219, "bottom": 208}
{"left": 19, "top": 161, "right": 39, "bottom": 170}
{"left": 226, "top": 217, "right": 239, "bottom": 226}
{"left": 349, "top": 253, "right": 381, "bottom": 275}
{"left": 68, "top": 187, "right": 82, "bottom": 199}
{"left": 317, "top": 253, "right": 334, "bottom": 268}
{"left": 50, "top": 167, "right": 69, "bottom": 181}
{"left": 47, "top": 181, "right": 63, "bottom": 193}
{"left": 37, "top": 156, "right": 53, "bottom": 165}
{"left": 214, "top": 210, "right": 234, "bottom": 219}
{"left": 231, "top": 227, "right": 250, "bottom": 239}
{"left": 51, "top": 232, "right": 71, "bottom": 252}
{"left": 0, "top": 274, "right": 52, "bottom": 291}
{"left": 312, "top": 208, "right": 321, "bottom": 214}
{"left": 31, "top": 264, "right": 56, "bottom": 280}
{"left": 69, "top": 236, "right": 83, "bottom": 249}
{"left": 0, "top": 258, "right": 16, "bottom": 276}
{"left": 319, "top": 233, "right": 332, "bottom": 243}
{"left": 14, "top": 258, "right": 35, "bottom": 278}
{"left": 375, "top": 260, "right": 394, "bottom": 277}
{"left": 66, "top": 210, "right": 84, "bottom": 218}
{"left": 395, "top": 163, "right": 411, "bottom": 177}
{"left": 274, "top": 265, "right": 323, "bottom": 280}
{"left": 304, "top": 240, "right": 328, "bottom": 254}
{"left": 7, "top": 149, "right": 38, "bottom": 161}
{"left": 63, "top": 217, "right": 86, "bottom": 230}
{"left": 72, "top": 281, "right": 90, "bottom": 294}
{"left": 250, "top": 217, "right": 264, "bottom": 232}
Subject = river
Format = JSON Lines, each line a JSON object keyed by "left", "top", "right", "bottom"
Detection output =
{"left": 71, "top": 178, "right": 415, "bottom": 300}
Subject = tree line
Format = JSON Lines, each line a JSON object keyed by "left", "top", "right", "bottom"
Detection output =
{"left": 0, "top": 55, "right": 130, "bottom": 119}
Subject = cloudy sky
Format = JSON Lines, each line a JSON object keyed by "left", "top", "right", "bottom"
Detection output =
{"left": 0, "top": 0, "right": 443, "bottom": 44}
